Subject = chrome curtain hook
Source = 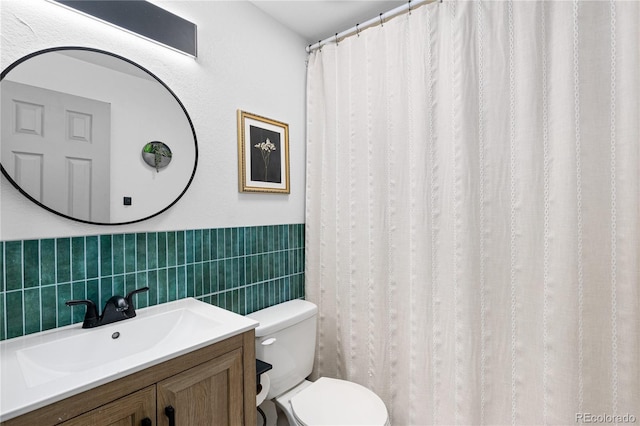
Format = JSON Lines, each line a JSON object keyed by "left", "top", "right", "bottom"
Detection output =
{"left": 408, "top": 0, "right": 412, "bottom": 15}
{"left": 356, "top": 23, "right": 360, "bottom": 37}
{"left": 335, "top": 33, "right": 339, "bottom": 46}
{"left": 379, "top": 13, "right": 384, "bottom": 27}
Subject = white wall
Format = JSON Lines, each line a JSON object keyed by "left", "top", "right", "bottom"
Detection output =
{"left": 0, "top": 0, "right": 308, "bottom": 240}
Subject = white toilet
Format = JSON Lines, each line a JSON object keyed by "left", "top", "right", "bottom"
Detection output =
{"left": 248, "top": 300, "right": 390, "bottom": 426}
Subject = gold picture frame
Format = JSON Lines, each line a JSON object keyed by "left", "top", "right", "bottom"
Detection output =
{"left": 237, "top": 110, "right": 290, "bottom": 193}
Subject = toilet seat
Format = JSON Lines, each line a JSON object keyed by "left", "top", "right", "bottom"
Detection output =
{"left": 290, "top": 377, "right": 388, "bottom": 426}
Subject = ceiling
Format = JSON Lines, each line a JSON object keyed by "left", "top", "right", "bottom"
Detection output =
{"left": 249, "top": 1, "right": 406, "bottom": 45}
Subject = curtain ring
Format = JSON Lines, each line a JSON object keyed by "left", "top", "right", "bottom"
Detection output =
{"left": 408, "top": 0, "right": 412, "bottom": 15}
{"left": 379, "top": 13, "right": 384, "bottom": 27}
{"left": 356, "top": 23, "right": 360, "bottom": 37}
{"left": 335, "top": 33, "right": 339, "bottom": 46}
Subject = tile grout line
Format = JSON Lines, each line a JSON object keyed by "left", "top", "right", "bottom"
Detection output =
{"left": 2, "top": 242, "right": 6, "bottom": 339}
{"left": 84, "top": 237, "right": 88, "bottom": 318}
{"left": 144, "top": 234, "right": 151, "bottom": 305}
{"left": 164, "top": 233, "right": 167, "bottom": 300}
{"left": 155, "top": 233, "right": 160, "bottom": 305}
{"left": 54, "top": 239, "right": 59, "bottom": 327}
{"left": 97, "top": 236, "right": 102, "bottom": 309}
{"left": 20, "top": 241, "right": 25, "bottom": 337}
{"left": 109, "top": 236, "right": 114, "bottom": 300}
{"left": 39, "top": 240, "right": 43, "bottom": 333}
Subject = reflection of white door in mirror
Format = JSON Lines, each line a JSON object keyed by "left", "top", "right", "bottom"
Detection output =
{"left": 1, "top": 81, "right": 111, "bottom": 222}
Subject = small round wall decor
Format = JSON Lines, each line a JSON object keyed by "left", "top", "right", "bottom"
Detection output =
{"left": 142, "top": 141, "right": 172, "bottom": 172}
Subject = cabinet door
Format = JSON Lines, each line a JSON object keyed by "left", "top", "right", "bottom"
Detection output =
{"left": 157, "top": 348, "right": 244, "bottom": 426}
{"left": 61, "top": 385, "right": 155, "bottom": 426}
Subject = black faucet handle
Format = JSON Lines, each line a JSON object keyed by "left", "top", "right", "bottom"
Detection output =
{"left": 65, "top": 299, "right": 99, "bottom": 328}
{"left": 124, "top": 286, "right": 150, "bottom": 317}
{"left": 106, "top": 295, "right": 129, "bottom": 312}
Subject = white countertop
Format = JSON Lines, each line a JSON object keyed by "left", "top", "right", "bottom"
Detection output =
{"left": 0, "top": 298, "right": 258, "bottom": 422}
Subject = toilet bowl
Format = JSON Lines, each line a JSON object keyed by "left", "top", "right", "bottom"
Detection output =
{"left": 248, "top": 300, "right": 389, "bottom": 426}
{"left": 276, "top": 378, "right": 389, "bottom": 426}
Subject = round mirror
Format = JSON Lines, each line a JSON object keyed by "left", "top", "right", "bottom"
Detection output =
{"left": 1, "top": 47, "right": 198, "bottom": 225}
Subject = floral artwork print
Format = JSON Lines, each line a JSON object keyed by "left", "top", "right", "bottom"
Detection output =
{"left": 249, "top": 125, "right": 281, "bottom": 184}
{"left": 254, "top": 138, "right": 277, "bottom": 181}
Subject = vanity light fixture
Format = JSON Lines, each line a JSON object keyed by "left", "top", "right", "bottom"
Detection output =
{"left": 50, "top": 0, "right": 197, "bottom": 57}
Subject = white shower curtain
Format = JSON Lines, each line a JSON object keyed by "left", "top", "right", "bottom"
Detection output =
{"left": 305, "top": 1, "right": 639, "bottom": 425}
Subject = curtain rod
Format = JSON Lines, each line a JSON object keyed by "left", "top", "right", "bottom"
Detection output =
{"left": 306, "top": 0, "right": 438, "bottom": 53}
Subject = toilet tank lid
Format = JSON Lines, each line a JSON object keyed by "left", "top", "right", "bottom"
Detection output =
{"left": 247, "top": 300, "right": 317, "bottom": 337}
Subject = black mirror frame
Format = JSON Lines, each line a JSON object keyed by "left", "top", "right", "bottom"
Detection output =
{"left": 0, "top": 46, "right": 198, "bottom": 225}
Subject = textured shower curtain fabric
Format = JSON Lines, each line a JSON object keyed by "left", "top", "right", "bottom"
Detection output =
{"left": 305, "top": 1, "right": 639, "bottom": 425}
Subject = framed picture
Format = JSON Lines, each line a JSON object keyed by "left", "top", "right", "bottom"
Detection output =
{"left": 237, "top": 110, "right": 290, "bottom": 193}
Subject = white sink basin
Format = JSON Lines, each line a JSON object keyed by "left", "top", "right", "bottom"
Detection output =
{"left": 0, "top": 298, "right": 258, "bottom": 422}
{"left": 16, "top": 305, "right": 222, "bottom": 387}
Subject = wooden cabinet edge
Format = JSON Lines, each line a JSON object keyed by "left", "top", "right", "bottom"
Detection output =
{"left": 243, "top": 330, "right": 257, "bottom": 426}
{"left": 2, "top": 330, "right": 256, "bottom": 426}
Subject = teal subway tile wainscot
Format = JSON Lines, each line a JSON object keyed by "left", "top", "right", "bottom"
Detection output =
{"left": 0, "top": 224, "right": 305, "bottom": 341}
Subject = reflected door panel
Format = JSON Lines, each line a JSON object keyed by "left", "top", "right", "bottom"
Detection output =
{"left": 13, "top": 152, "right": 43, "bottom": 201}
{"left": 1, "top": 81, "right": 111, "bottom": 222}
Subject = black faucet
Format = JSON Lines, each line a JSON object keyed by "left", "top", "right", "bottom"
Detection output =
{"left": 65, "top": 299, "right": 99, "bottom": 328}
{"left": 66, "top": 287, "right": 150, "bottom": 328}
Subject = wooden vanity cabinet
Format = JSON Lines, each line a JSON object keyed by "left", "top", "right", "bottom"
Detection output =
{"left": 2, "top": 331, "right": 256, "bottom": 426}
{"left": 157, "top": 348, "right": 244, "bottom": 426}
{"left": 59, "top": 386, "right": 155, "bottom": 426}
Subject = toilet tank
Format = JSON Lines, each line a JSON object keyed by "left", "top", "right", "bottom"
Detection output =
{"left": 247, "top": 300, "right": 317, "bottom": 399}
